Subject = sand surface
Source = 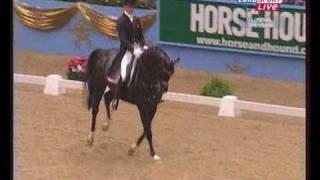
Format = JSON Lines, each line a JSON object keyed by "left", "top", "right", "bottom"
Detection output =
{"left": 14, "top": 51, "right": 305, "bottom": 180}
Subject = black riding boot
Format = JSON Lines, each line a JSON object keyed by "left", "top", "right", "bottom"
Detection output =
{"left": 111, "top": 78, "right": 122, "bottom": 110}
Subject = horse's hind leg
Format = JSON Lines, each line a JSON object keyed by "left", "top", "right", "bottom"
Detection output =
{"left": 102, "top": 91, "right": 113, "bottom": 131}
{"left": 87, "top": 85, "right": 105, "bottom": 146}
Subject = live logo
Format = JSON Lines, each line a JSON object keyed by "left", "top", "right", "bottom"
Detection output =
{"left": 255, "top": 3, "right": 280, "bottom": 11}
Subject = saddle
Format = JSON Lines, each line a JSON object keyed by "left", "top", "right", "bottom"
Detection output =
{"left": 109, "top": 46, "right": 143, "bottom": 110}
{"left": 121, "top": 44, "right": 143, "bottom": 87}
{"left": 108, "top": 45, "right": 142, "bottom": 86}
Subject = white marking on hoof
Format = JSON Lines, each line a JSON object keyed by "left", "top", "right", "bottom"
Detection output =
{"left": 131, "top": 143, "right": 137, "bottom": 149}
{"left": 128, "top": 144, "right": 137, "bottom": 156}
{"left": 87, "top": 132, "right": 94, "bottom": 146}
{"left": 153, "top": 155, "right": 161, "bottom": 161}
{"left": 102, "top": 122, "right": 109, "bottom": 131}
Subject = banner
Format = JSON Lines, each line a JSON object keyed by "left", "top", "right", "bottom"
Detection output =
{"left": 14, "top": 1, "right": 156, "bottom": 39}
{"left": 159, "top": 0, "right": 305, "bottom": 58}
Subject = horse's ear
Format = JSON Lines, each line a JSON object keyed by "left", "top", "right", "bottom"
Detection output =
{"left": 173, "top": 57, "right": 180, "bottom": 64}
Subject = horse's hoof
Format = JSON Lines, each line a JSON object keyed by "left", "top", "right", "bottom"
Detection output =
{"left": 128, "top": 144, "right": 137, "bottom": 156}
{"left": 128, "top": 148, "right": 135, "bottom": 156}
{"left": 87, "top": 133, "right": 94, "bottom": 146}
{"left": 153, "top": 155, "right": 161, "bottom": 161}
{"left": 102, "top": 122, "right": 110, "bottom": 131}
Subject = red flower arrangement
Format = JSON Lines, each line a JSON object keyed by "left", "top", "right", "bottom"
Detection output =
{"left": 66, "top": 56, "right": 88, "bottom": 81}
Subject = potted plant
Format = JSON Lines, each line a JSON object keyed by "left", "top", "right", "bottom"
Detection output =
{"left": 66, "top": 56, "right": 88, "bottom": 81}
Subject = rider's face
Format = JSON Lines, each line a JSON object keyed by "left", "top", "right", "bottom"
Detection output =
{"left": 124, "top": 5, "right": 134, "bottom": 14}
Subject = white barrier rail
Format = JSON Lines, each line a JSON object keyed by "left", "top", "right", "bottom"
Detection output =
{"left": 236, "top": 100, "right": 305, "bottom": 118}
{"left": 162, "top": 92, "right": 221, "bottom": 107}
{"left": 14, "top": 73, "right": 305, "bottom": 118}
{"left": 14, "top": 74, "right": 46, "bottom": 85}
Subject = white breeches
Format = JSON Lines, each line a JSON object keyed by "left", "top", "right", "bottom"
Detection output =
{"left": 121, "top": 44, "right": 143, "bottom": 82}
{"left": 121, "top": 51, "right": 132, "bottom": 82}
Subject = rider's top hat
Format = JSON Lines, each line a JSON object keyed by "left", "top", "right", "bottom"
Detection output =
{"left": 123, "top": 0, "right": 136, "bottom": 6}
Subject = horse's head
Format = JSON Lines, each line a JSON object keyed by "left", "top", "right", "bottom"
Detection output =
{"left": 160, "top": 56, "right": 180, "bottom": 91}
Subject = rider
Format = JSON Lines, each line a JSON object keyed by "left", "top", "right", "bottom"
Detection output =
{"left": 107, "top": 0, "right": 148, "bottom": 108}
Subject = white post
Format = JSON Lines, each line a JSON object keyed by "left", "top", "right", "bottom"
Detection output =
{"left": 43, "top": 74, "right": 65, "bottom": 96}
{"left": 218, "top": 95, "right": 240, "bottom": 117}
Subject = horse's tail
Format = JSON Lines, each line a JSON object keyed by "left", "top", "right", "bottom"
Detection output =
{"left": 84, "top": 49, "right": 100, "bottom": 110}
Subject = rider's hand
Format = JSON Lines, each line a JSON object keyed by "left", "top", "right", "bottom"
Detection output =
{"left": 143, "top": 45, "right": 148, "bottom": 50}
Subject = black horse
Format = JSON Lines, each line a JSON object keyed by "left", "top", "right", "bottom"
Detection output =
{"left": 85, "top": 46, "right": 179, "bottom": 160}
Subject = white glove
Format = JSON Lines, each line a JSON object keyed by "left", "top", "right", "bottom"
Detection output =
{"left": 143, "top": 45, "right": 149, "bottom": 50}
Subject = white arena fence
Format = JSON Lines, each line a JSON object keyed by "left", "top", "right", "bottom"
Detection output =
{"left": 14, "top": 73, "right": 305, "bottom": 118}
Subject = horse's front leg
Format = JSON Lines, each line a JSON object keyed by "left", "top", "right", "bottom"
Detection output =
{"left": 137, "top": 103, "right": 159, "bottom": 160}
